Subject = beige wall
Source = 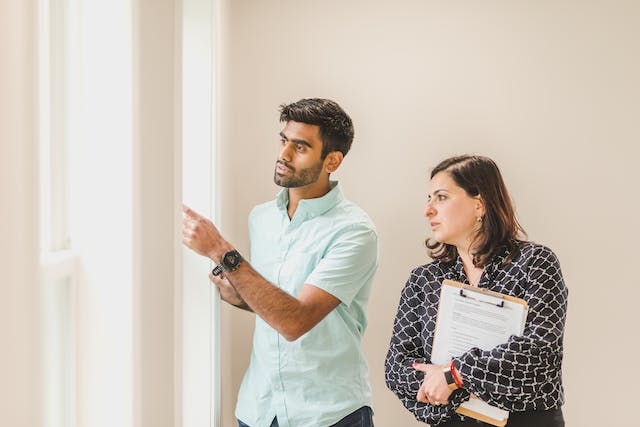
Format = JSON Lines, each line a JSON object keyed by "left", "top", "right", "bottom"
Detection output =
{"left": 133, "top": 1, "right": 178, "bottom": 426}
{"left": 0, "top": 1, "right": 42, "bottom": 426}
{"left": 218, "top": 1, "right": 640, "bottom": 426}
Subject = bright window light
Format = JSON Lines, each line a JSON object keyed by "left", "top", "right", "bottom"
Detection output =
{"left": 39, "top": 1, "right": 134, "bottom": 427}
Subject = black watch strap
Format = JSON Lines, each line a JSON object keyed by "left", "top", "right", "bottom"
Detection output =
{"left": 211, "top": 264, "right": 223, "bottom": 276}
{"left": 443, "top": 367, "right": 458, "bottom": 391}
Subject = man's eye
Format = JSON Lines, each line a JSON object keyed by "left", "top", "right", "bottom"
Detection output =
{"left": 296, "top": 144, "right": 304, "bottom": 151}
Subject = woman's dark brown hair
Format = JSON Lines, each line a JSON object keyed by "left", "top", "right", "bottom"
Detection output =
{"left": 426, "top": 155, "right": 526, "bottom": 267}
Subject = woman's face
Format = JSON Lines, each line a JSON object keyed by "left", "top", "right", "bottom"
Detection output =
{"left": 424, "top": 171, "right": 485, "bottom": 250}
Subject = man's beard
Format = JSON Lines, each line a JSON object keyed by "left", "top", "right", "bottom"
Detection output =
{"left": 273, "top": 160, "right": 323, "bottom": 188}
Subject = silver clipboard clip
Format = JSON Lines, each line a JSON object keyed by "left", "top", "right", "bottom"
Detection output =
{"left": 459, "top": 288, "right": 505, "bottom": 308}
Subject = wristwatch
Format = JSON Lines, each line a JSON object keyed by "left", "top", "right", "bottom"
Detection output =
{"left": 443, "top": 367, "right": 459, "bottom": 391}
{"left": 211, "top": 249, "right": 244, "bottom": 276}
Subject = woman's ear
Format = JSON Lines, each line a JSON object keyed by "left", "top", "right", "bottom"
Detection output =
{"left": 324, "top": 151, "right": 344, "bottom": 173}
{"left": 475, "top": 196, "right": 486, "bottom": 218}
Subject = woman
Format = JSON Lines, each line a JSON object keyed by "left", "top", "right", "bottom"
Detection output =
{"left": 385, "top": 155, "right": 567, "bottom": 426}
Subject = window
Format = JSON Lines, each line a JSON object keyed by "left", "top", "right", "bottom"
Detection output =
{"left": 38, "top": 1, "right": 220, "bottom": 425}
{"left": 39, "top": 1, "right": 133, "bottom": 426}
{"left": 38, "top": 1, "right": 77, "bottom": 426}
{"left": 182, "top": 0, "right": 220, "bottom": 424}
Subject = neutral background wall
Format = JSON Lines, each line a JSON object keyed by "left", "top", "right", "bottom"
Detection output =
{"left": 0, "top": 1, "right": 41, "bottom": 426}
{"left": 217, "top": 1, "right": 640, "bottom": 426}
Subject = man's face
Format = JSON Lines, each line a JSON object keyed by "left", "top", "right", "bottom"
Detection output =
{"left": 274, "top": 121, "right": 325, "bottom": 188}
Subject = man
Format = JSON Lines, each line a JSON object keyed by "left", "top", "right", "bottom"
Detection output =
{"left": 183, "top": 98, "right": 378, "bottom": 427}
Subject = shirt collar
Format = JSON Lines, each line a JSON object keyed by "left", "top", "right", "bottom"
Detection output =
{"left": 449, "top": 243, "right": 513, "bottom": 285}
{"left": 275, "top": 181, "right": 343, "bottom": 218}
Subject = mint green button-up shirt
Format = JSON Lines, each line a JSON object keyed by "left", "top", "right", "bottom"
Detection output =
{"left": 235, "top": 182, "right": 379, "bottom": 427}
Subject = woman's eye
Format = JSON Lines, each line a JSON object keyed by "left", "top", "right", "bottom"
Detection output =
{"left": 438, "top": 194, "right": 446, "bottom": 201}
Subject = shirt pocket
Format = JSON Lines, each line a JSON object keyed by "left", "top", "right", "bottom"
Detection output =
{"left": 250, "top": 247, "right": 279, "bottom": 283}
{"left": 278, "top": 251, "right": 319, "bottom": 295}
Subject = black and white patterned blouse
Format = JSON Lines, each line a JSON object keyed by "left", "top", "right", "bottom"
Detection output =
{"left": 385, "top": 241, "right": 568, "bottom": 425}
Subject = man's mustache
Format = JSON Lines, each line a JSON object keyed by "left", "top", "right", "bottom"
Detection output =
{"left": 276, "top": 160, "right": 294, "bottom": 172}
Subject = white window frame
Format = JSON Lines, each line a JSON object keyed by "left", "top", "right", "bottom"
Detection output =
{"left": 181, "top": 0, "right": 220, "bottom": 425}
{"left": 38, "top": 1, "right": 78, "bottom": 426}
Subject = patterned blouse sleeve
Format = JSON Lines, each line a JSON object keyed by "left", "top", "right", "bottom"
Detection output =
{"left": 385, "top": 269, "right": 469, "bottom": 423}
{"left": 452, "top": 246, "right": 568, "bottom": 411}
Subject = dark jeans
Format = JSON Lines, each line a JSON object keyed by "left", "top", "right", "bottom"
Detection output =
{"left": 238, "top": 406, "right": 374, "bottom": 427}
{"left": 438, "top": 408, "right": 564, "bottom": 427}
{"left": 238, "top": 418, "right": 277, "bottom": 427}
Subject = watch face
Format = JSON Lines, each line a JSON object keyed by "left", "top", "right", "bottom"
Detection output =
{"left": 443, "top": 369, "right": 455, "bottom": 386}
{"left": 222, "top": 250, "right": 242, "bottom": 270}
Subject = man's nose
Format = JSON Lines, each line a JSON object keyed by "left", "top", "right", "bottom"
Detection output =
{"left": 279, "top": 142, "right": 293, "bottom": 161}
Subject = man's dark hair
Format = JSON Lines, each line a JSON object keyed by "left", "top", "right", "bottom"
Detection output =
{"left": 426, "top": 155, "right": 527, "bottom": 267}
{"left": 279, "top": 98, "right": 354, "bottom": 159}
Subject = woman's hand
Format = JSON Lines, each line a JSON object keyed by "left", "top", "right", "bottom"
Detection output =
{"left": 413, "top": 362, "right": 453, "bottom": 406}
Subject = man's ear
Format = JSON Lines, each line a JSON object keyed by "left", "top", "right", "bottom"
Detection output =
{"left": 324, "top": 151, "right": 343, "bottom": 173}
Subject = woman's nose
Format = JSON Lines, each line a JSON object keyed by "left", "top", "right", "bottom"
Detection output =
{"left": 424, "top": 202, "right": 435, "bottom": 217}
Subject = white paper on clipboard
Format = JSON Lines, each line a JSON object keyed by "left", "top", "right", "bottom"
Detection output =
{"left": 431, "top": 279, "right": 529, "bottom": 427}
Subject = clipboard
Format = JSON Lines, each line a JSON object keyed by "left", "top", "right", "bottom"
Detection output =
{"left": 431, "top": 279, "right": 529, "bottom": 427}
